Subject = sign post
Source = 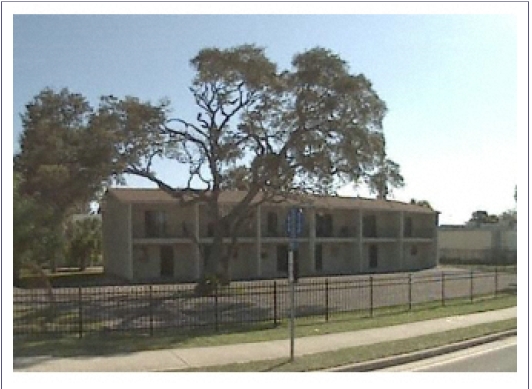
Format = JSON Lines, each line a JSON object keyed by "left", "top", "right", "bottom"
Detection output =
{"left": 286, "top": 207, "right": 304, "bottom": 361}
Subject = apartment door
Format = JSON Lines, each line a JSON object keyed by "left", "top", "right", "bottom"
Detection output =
{"left": 160, "top": 246, "right": 174, "bottom": 277}
{"left": 276, "top": 245, "right": 299, "bottom": 280}
{"left": 369, "top": 244, "right": 378, "bottom": 269}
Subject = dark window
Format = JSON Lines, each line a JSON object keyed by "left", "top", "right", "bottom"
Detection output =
{"left": 339, "top": 226, "right": 350, "bottom": 237}
{"left": 267, "top": 212, "right": 278, "bottom": 236}
{"left": 316, "top": 213, "right": 333, "bottom": 237}
{"left": 369, "top": 245, "right": 378, "bottom": 268}
{"left": 207, "top": 222, "right": 214, "bottom": 237}
{"left": 410, "top": 245, "right": 418, "bottom": 256}
{"left": 202, "top": 244, "right": 212, "bottom": 274}
{"left": 315, "top": 244, "right": 323, "bottom": 272}
{"left": 276, "top": 245, "right": 288, "bottom": 272}
{"left": 404, "top": 217, "right": 413, "bottom": 238}
{"left": 363, "top": 215, "right": 377, "bottom": 238}
{"left": 160, "top": 246, "right": 174, "bottom": 277}
{"left": 145, "top": 210, "right": 168, "bottom": 238}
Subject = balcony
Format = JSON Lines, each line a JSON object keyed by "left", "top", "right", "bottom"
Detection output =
{"left": 404, "top": 229, "right": 434, "bottom": 239}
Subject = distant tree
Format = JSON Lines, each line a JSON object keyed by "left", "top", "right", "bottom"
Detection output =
{"left": 409, "top": 199, "right": 433, "bottom": 209}
{"left": 13, "top": 173, "right": 59, "bottom": 291}
{"left": 105, "top": 45, "right": 397, "bottom": 284}
{"left": 13, "top": 88, "right": 141, "bottom": 271}
{"left": 64, "top": 217, "right": 102, "bottom": 271}
{"left": 468, "top": 210, "right": 499, "bottom": 226}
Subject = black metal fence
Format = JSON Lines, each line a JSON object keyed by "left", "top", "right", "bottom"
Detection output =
{"left": 13, "top": 270, "right": 516, "bottom": 337}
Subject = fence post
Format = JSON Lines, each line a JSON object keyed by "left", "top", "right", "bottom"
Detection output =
{"left": 78, "top": 286, "right": 83, "bottom": 339}
{"left": 215, "top": 283, "right": 219, "bottom": 332}
{"left": 470, "top": 270, "right": 474, "bottom": 302}
{"left": 408, "top": 274, "right": 412, "bottom": 311}
{"left": 325, "top": 278, "right": 329, "bottom": 322}
{"left": 369, "top": 276, "right": 374, "bottom": 318}
{"left": 149, "top": 286, "right": 154, "bottom": 336}
{"left": 273, "top": 281, "right": 278, "bottom": 327}
{"left": 441, "top": 272, "right": 445, "bottom": 307}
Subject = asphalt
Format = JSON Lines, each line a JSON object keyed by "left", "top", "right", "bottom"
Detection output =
{"left": 13, "top": 306, "right": 517, "bottom": 372}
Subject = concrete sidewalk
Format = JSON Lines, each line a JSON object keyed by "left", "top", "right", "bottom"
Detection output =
{"left": 13, "top": 306, "right": 517, "bottom": 372}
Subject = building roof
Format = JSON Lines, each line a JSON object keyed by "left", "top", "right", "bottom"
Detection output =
{"left": 105, "top": 188, "right": 436, "bottom": 214}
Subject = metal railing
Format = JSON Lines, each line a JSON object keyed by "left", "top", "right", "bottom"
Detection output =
{"left": 13, "top": 270, "right": 516, "bottom": 337}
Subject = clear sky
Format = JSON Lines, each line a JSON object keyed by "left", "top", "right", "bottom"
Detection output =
{"left": 9, "top": 4, "right": 525, "bottom": 225}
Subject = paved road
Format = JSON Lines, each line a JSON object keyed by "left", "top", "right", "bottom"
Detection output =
{"left": 379, "top": 336, "right": 517, "bottom": 372}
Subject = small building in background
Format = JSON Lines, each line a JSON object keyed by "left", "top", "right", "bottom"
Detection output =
{"left": 438, "top": 219, "right": 517, "bottom": 265}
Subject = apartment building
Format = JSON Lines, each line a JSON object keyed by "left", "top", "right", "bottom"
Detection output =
{"left": 102, "top": 188, "right": 439, "bottom": 282}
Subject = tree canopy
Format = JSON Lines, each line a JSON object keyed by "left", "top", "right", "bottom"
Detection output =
{"left": 14, "top": 88, "right": 128, "bottom": 216}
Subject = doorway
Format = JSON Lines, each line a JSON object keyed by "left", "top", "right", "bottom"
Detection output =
{"left": 160, "top": 246, "right": 174, "bottom": 277}
{"left": 276, "top": 244, "right": 299, "bottom": 280}
{"left": 369, "top": 244, "right": 378, "bottom": 269}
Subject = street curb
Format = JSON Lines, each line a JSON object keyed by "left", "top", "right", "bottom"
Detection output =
{"left": 324, "top": 329, "right": 517, "bottom": 372}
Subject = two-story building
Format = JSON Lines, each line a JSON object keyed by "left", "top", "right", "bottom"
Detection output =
{"left": 102, "top": 188, "right": 439, "bottom": 282}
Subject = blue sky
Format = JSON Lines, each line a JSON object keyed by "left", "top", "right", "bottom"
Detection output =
{"left": 9, "top": 6, "right": 524, "bottom": 224}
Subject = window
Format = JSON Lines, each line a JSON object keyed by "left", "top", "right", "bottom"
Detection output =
{"left": 315, "top": 244, "right": 323, "bottom": 272}
{"left": 410, "top": 245, "right": 418, "bottom": 256}
{"left": 276, "top": 245, "right": 288, "bottom": 272}
{"left": 207, "top": 222, "right": 214, "bottom": 237}
{"left": 267, "top": 212, "right": 278, "bottom": 236}
{"left": 369, "top": 245, "right": 378, "bottom": 269}
{"left": 316, "top": 213, "right": 333, "bottom": 237}
{"left": 404, "top": 217, "right": 413, "bottom": 238}
{"left": 363, "top": 215, "right": 377, "bottom": 238}
{"left": 145, "top": 210, "right": 168, "bottom": 238}
{"left": 160, "top": 246, "right": 174, "bottom": 277}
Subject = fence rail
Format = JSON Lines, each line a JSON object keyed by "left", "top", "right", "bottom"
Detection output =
{"left": 13, "top": 270, "right": 516, "bottom": 337}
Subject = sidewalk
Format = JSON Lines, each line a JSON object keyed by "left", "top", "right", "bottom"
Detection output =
{"left": 13, "top": 306, "right": 517, "bottom": 372}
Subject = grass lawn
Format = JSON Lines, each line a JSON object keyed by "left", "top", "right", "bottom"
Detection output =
{"left": 180, "top": 318, "right": 517, "bottom": 372}
{"left": 14, "top": 293, "right": 516, "bottom": 358}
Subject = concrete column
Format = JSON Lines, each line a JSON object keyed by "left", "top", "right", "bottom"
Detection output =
{"left": 126, "top": 203, "right": 134, "bottom": 280}
{"left": 358, "top": 210, "right": 364, "bottom": 273}
{"left": 434, "top": 213, "right": 440, "bottom": 267}
{"left": 256, "top": 205, "right": 262, "bottom": 277}
{"left": 308, "top": 208, "right": 316, "bottom": 273}
{"left": 399, "top": 211, "right": 405, "bottom": 270}
{"left": 194, "top": 203, "right": 201, "bottom": 279}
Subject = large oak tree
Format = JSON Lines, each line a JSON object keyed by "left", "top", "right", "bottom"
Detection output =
{"left": 106, "top": 45, "right": 400, "bottom": 283}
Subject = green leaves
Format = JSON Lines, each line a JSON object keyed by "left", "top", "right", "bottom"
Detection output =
{"left": 64, "top": 217, "right": 102, "bottom": 270}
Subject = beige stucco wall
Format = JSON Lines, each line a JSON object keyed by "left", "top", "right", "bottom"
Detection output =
{"left": 438, "top": 230, "right": 493, "bottom": 250}
{"left": 408, "top": 213, "right": 436, "bottom": 238}
{"left": 360, "top": 242, "right": 400, "bottom": 273}
{"left": 132, "top": 244, "right": 196, "bottom": 281}
{"left": 132, "top": 245, "right": 160, "bottom": 279}
{"left": 375, "top": 212, "right": 400, "bottom": 238}
{"left": 318, "top": 242, "right": 358, "bottom": 275}
{"left": 502, "top": 230, "right": 517, "bottom": 251}
{"left": 403, "top": 242, "right": 433, "bottom": 270}
{"left": 228, "top": 243, "right": 256, "bottom": 279}
{"left": 102, "top": 197, "right": 132, "bottom": 280}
